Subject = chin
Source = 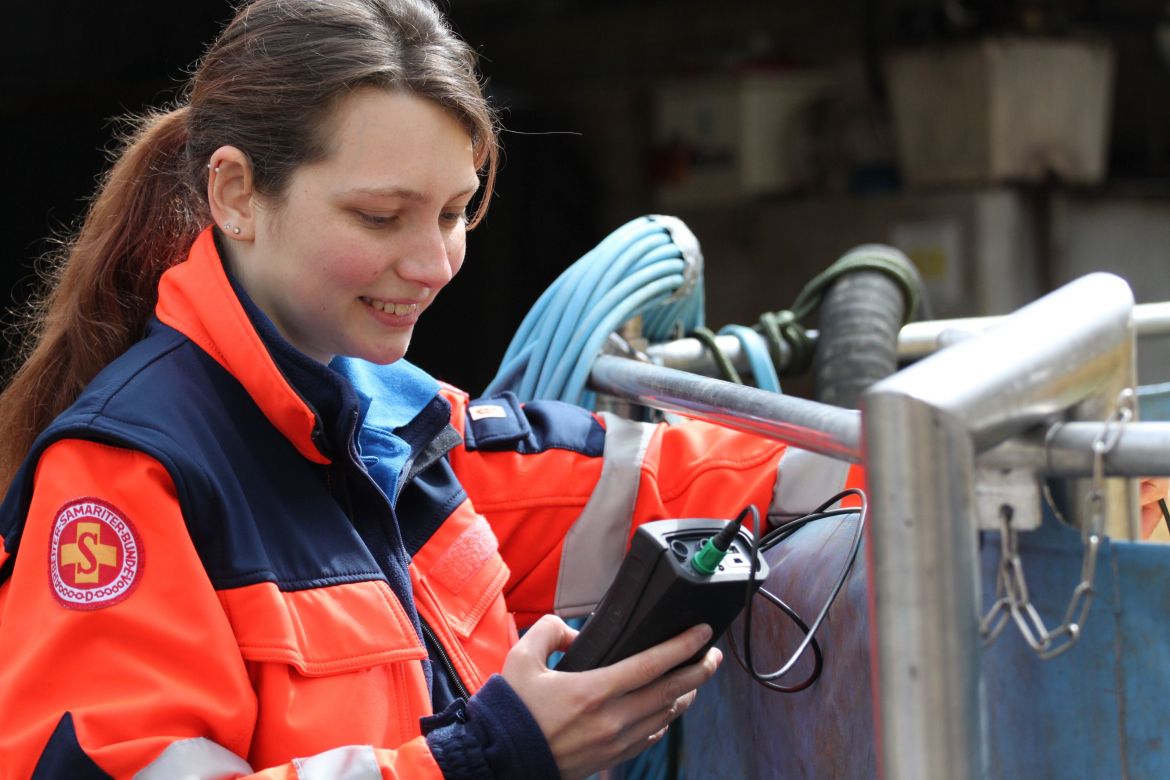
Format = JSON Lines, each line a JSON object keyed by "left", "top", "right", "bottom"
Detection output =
{"left": 360, "top": 343, "right": 411, "bottom": 366}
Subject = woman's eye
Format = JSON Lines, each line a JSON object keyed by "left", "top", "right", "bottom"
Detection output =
{"left": 440, "top": 209, "right": 468, "bottom": 225}
{"left": 357, "top": 212, "right": 395, "bottom": 228}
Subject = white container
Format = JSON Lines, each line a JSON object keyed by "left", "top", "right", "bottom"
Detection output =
{"left": 884, "top": 37, "right": 1115, "bottom": 187}
{"left": 652, "top": 71, "right": 831, "bottom": 207}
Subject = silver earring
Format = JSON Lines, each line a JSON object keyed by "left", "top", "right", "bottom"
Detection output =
{"left": 214, "top": 166, "right": 221, "bottom": 174}
{"left": 224, "top": 222, "right": 241, "bottom": 235}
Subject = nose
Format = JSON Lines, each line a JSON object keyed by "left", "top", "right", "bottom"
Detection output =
{"left": 398, "top": 222, "right": 458, "bottom": 290}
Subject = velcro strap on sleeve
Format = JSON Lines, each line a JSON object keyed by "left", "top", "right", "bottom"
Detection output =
{"left": 462, "top": 393, "right": 531, "bottom": 451}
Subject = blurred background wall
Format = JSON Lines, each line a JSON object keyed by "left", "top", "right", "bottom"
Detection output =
{"left": 7, "top": 0, "right": 1170, "bottom": 394}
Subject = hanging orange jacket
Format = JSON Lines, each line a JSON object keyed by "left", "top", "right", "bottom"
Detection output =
{"left": 0, "top": 228, "right": 863, "bottom": 779}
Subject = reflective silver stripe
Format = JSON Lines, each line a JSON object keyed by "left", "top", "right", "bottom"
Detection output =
{"left": 554, "top": 413, "right": 654, "bottom": 617}
{"left": 294, "top": 745, "right": 381, "bottom": 780}
{"left": 134, "top": 738, "right": 253, "bottom": 780}
{"left": 769, "top": 447, "right": 852, "bottom": 523}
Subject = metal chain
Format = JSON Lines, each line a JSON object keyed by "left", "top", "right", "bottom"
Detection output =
{"left": 979, "top": 389, "right": 1134, "bottom": 660}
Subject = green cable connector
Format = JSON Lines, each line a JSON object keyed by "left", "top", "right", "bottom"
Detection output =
{"left": 691, "top": 508, "right": 753, "bottom": 576}
{"left": 690, "top": 538, "right": 726, "bottom": 575}
{"left": 690, "top": 534, "right": 731, "bottom": 576}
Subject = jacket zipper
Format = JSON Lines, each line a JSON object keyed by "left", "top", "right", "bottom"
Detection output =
{"left": 420, "top": 618, "right": 470, "bottom": 702}
{"left": 334, "top": 408, "right": 470, "bottom": 703}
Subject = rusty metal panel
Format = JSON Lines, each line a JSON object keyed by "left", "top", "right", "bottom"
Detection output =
{"left": 681, "top": 513, "right": 876, "bottom": 779}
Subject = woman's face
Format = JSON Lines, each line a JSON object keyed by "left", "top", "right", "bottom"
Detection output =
{"left": 235, "top": 88, "right": 480, "bottom": 365}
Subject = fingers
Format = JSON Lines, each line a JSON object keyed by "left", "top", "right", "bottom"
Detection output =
{"left": 1139, "top": 478, "right": 1170, "bottom": 539}
{"left": 1142, "top": 504, "right": 1163, "bottom": 539}
{"left": 509, "top": 614, "right": 577, "bottom": 668}
{"left": 600, "top": 624, "right": 714, "bottom": 696}
{"left": 620, "top": 646, "right": 722, "bottom": 724}
{"left": 1140, "top": 478, "right": 1169, "bottom": 505}
{"left": 590, "top": 687, "right": 695, "bottom": 769}
{"left": 505, "top": 626, "right": 722, "bottom": 779}
{"left": 608, "top": 711, "right": 682, "bottom": 767}
{"left": 605, "top": 650, "right": 721, "bottom": 768}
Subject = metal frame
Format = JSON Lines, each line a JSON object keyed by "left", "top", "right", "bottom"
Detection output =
{"left": 864, "top": 272, "right": 1135, "bottom": 779}
{"left": 589, "top": 272, "right": 1158, "bottom": 779}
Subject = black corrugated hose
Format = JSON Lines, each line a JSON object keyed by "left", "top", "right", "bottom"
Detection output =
{"left": 812, "top": 245, "right": 924, "bottom": 408}
{"left": 683, "top": 244, "right": 922, "bottom": 408}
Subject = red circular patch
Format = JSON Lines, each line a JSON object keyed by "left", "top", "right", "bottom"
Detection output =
{"left": 49, "top": 498, "right": 143, "bottom": 610}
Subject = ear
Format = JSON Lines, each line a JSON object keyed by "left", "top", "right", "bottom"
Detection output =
{"left": 206, "top": 145, "right": 256, "bottom": 241}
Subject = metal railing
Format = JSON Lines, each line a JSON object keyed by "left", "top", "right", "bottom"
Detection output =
{"left": 588, "top": 272, "right": 1160, "bottom": 780}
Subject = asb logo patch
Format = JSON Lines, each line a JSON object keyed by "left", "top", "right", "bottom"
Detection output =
{"left": 49, "top": 498, "right": 143, "bottom": 610}
{"left": 469, "top": 404, "right": 507, "bottom": 421}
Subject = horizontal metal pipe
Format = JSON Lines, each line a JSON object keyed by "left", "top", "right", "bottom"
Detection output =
{"left": 646, "top": 333, "right": 779, "bottom": 375}
{"left": 895, "top": 300, "right": 1170, "bottom": 361}
{"left": 1046, "top": 421, "right": 1170, "bottom": 476}
{"left": 646, "top": 301, "right": 1170, "bottom": 374}
{"left": 589, "top": 360, "right": 1170, "bottom": 478}
{"left": 587, "top": 355, "right": 862, "bottom": 462}
{"left": 978, "top": 421, "right": 1170, "bottom": 477}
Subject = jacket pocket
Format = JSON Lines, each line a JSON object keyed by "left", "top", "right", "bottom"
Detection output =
{"left": 416, "top": 510, "right": 509, "bottom": 639}
{"left": 218, "top": 579, "right": 427, "bottom": 674}
{"left": 219, "top": 579, "right": 434, "bottom": 758}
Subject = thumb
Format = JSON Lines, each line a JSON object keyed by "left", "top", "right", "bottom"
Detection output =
{"left": 517, "top": 615, "right": 578, "bottom": 666}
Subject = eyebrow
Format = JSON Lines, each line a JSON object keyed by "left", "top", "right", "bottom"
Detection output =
{"left": 341, "top": 183, "right": 480, "bottom": 201}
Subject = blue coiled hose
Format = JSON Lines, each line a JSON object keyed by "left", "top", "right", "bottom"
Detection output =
{"left": 484, "top": 215, "right": 708, "bottom": 407}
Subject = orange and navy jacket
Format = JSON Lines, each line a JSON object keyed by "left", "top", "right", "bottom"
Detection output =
{"left": 0, "top": 228, "right": 861, "bottom": 779}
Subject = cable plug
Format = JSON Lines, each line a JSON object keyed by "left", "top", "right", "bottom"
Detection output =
{"left": 690, "top": 510, "right": 748, "bottom": 576}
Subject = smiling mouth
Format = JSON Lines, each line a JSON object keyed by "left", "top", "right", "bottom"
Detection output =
{"left": 362, "top": 297, "right": 420, "bottom": 316}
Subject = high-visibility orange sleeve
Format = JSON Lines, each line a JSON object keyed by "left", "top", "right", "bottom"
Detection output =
{"left": 458, "top": 415, "right": 795, "bottom": 626}
{"left": 0, "top": 439, "right": 444, "bottom": 780}
{"left": 631, "top": 418, "right": 788, "bottom": 523}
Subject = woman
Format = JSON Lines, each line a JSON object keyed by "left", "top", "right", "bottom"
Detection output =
{"left": 0, "top": 1, "right": 857, "bottom": 777}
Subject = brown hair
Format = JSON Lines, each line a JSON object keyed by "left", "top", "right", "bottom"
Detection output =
{"left": 0, "top": 0, "right": 498, "bottom": 492}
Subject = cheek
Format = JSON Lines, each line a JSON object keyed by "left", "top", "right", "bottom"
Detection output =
{"left": 313, "top": 242, "right": 386, "bottom": 290}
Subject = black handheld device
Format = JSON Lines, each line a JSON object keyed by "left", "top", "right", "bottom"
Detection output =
{"left": 555, "top": 518, "right": 768, "bottom": 672}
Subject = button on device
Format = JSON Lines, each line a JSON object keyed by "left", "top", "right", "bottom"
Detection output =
{"left": 670, "top": 539, "right": 690, "bottom": 561}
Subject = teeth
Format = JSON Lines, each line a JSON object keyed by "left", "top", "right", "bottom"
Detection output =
{"left": 365, "top": 298, "right": 419, "bottom": 316}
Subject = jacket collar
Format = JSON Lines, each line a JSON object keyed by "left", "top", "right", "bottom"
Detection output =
{"left": 155, "top": 227, "right": 332, "bottom": 464}
{"left": 332, "top": 357, "right": 453, "bottom": 504}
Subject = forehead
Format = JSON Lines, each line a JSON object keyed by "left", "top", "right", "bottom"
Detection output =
{"left": 306, "top": 88, "right": 478, "bottom": 192}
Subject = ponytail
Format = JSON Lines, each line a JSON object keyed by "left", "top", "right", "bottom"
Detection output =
{"left": 0, "top": 106, "right": 206, "bottom": 492}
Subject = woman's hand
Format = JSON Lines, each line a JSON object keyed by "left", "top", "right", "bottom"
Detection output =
{"left": 1140, "top": 477, "right": 1170, "bottom": 539}
{"left": 502, "top": 615, "right": 722, "bottom": 780}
